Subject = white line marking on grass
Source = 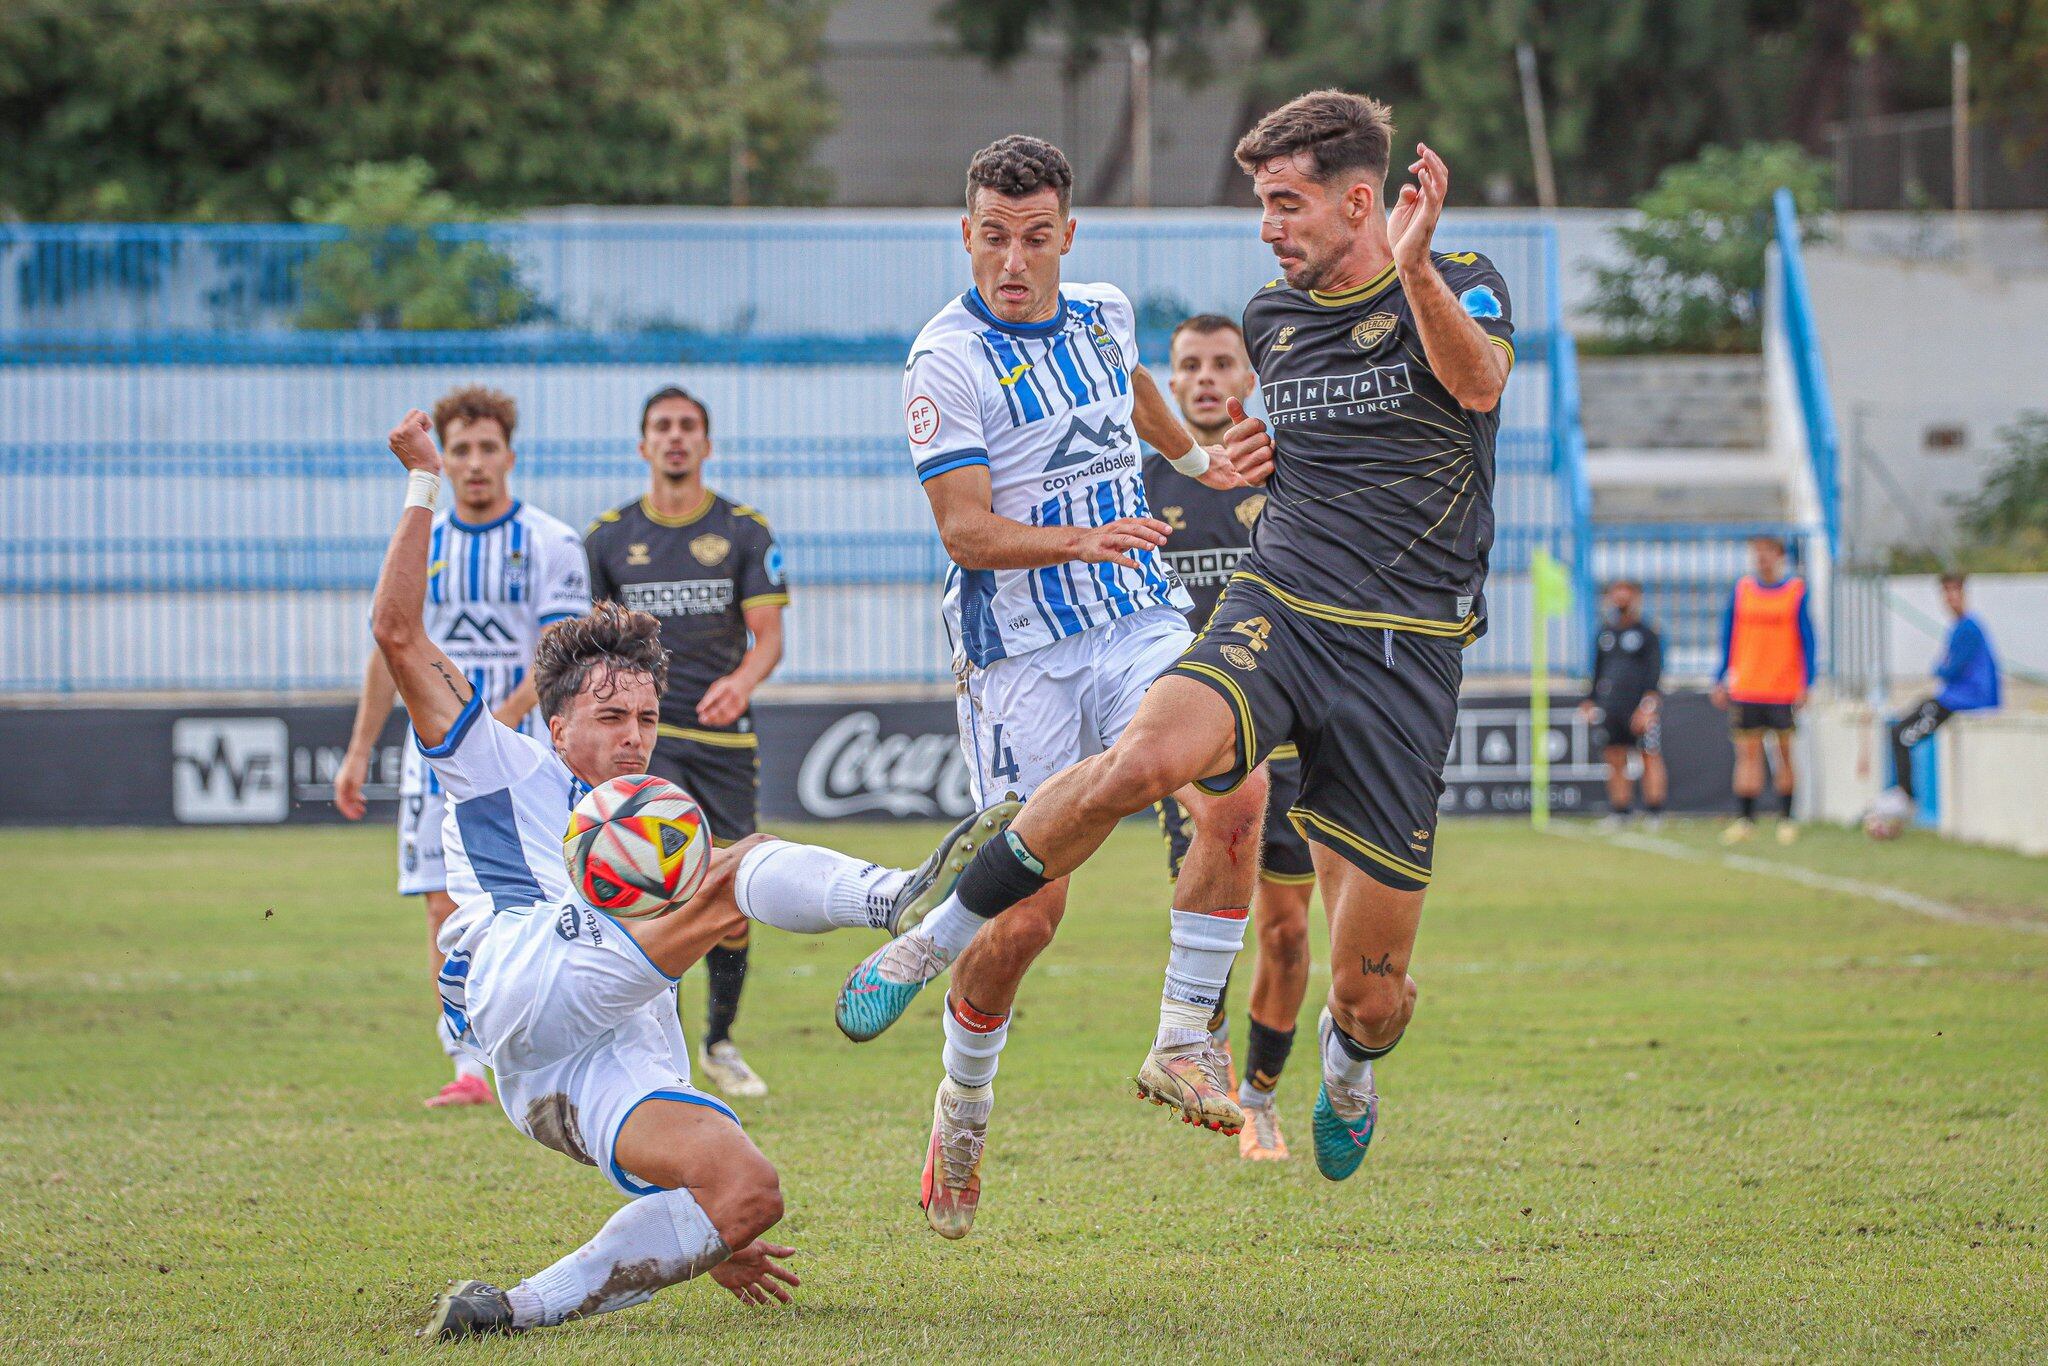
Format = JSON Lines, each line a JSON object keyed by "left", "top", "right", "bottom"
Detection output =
{"left": 1552, "top": 827, "right": 2047, "bottom": 936}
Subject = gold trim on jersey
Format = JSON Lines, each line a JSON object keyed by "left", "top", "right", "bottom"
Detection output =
{"left": 1287, "top": 807, "right": 1432, "bottom": 885}
{"left": 1171, "top": 661, "right": 1257, "bottom": 796}
{"left": 1489, "top": 335, "right": 1516, "bottom": 364}
{"left": 1268, "top": 742, "right": 1300, "bottom": 762}
{"left": 639, "top": 491, "right": 716, "bottom": 528}
{"left": 1232, "top": 571, "right": 1475, "bottom": 638}
{"left": 740, "top": 592, "right": 791, "bottom": 611}
{"left": 1307, "top": 262, "right": 1398, "bottom": 308}
{"left": 1259, "top": 868, "right": 1318, "bottom": 887}
{"left": 657, "top": 724, "right": 760, "bottom": 749}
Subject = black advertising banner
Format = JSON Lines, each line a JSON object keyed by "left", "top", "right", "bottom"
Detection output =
{"left": 0, "top": 691, "right": 1735, "bottom": 827}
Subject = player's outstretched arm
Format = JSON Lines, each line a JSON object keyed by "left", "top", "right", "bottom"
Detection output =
{"left": 368, "top": 410, "right": 475, "bottom": 749}
{"left": 923, "top": 465, "right": 1170, "bottom": 572}
{"left": 1389, "top": 144, "right": 1510, "bottom": 413}
{"left": 1131, "top": 365, "right": 1243, "bottom": 490}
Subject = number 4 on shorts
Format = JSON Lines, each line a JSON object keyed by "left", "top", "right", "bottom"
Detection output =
{"left": 989, "top": 723, "right": 1020, "bottom": 784}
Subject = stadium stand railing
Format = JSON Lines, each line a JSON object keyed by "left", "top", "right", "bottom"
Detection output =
{"left": 0, "top": 216, "right": 1573, "bottom": 694}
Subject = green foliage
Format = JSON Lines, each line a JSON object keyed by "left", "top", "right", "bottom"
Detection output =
{"left": 290, "top": 161, "right": 535, "bottom": 331}
{"left": 0, "top": 0, "right": 833, "bottom": 220}
{"left": 1589, "top": 143, "right": 1833, "bottom": 353}
{"left": 1948, "top": 412, "right": 2048, "bottom": 570}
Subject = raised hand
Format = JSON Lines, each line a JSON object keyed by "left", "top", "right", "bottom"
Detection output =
{"left": 1222, "top": 396, "right": 1275, "bottom": 486}
{"left": 1388, "top": 142, "right": 1449, "bottom": 276}
{"left": 387, "top": 409, "right": 442, "bottom": 474}
{"left": 1073, "top": 516, "right": 1173, "bottom": 571}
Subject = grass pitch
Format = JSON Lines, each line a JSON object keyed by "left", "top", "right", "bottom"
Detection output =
{"left": 2, "top": 818, "right": 2044, "bottom": 1362}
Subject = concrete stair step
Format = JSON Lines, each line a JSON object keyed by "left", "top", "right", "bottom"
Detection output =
{"left": 1587, "top": 448, "right": 1789, "bottom": 523}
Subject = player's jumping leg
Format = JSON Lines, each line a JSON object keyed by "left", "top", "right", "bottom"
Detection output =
{"left": 1135, "top": 772, "right": 1268, "bottom": 1134}
{"left": 1309, "top": 847, "right": 1422, "bottom": 1182}
{"left": 1724, "top": 730, "right": 1765, "bottom": 843}
{"left": 424, "top": 1102, "right": 795, "bottom": 1338}
{"left": 422, "top": 890, "right": 494, "bottom": 1109}
{"left": 833, "top": 799, "right": 1026, "bottom": 1042}
{"left": 698, "top": 929, "right": 764, "bottom": 1098}
{"left": 1237, "top": 873, "right": 1312, "bottom": 1160}
{"left": 1769, "top": 729, "right": 1799, "bottom": 843}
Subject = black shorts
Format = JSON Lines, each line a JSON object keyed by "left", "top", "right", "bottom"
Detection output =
{"left": 1592, "top": 704, "right": 1661, "bottom": 754}
{"left": 1171, "top": 576, "right": 1463, "bottom": 892}
{"left": 646, "top": 733, "right": 760, "bottom": 845}
{"left": 1155, "top": 746, "right": 1316, "bottom": 887}
{"left": 1730, "top": 702, "right": 1797, "bottom": 735}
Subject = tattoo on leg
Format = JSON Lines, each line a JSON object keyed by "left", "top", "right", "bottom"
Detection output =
{"left": 1360, "top": 952, "right": 1395, "bottom": 977}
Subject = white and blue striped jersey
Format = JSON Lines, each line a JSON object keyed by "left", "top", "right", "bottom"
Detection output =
{"left": 906, "top": 282, "right": 1191, "bottom": 669}
{"left": 400, "top": 501, "right": 589, "bottom": 798}
{"left": 417, "top": 694, "right": 592, "bottom": 970}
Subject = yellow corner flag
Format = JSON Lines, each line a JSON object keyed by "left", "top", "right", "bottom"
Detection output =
{"left": 1530, "top": 549, "right": 1573, "bottom": 829}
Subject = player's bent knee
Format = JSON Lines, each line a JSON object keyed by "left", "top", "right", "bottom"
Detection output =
{"left": 1329, "top": 969, "right": 1413, "bottom": 1040}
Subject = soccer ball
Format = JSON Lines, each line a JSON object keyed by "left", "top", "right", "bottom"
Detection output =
{"left": 563, "top": 775, "right": 711, "bottom": 918}
{"left": 1862, "top": 787, "right": 1914, "bottom": 842}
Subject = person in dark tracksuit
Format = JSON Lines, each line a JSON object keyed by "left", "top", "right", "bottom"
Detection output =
{"left": 1579, "top": 579, "right": 1666, "bottom": 829}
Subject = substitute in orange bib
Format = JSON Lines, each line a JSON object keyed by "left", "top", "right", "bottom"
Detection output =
{"left": 1710, "top": 536, "right": 1814, "bottom": 844}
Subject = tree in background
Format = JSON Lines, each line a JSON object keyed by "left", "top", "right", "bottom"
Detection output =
{"left": 292, "top": 161, "right": 539, "bottom": 331}
{"left": 0, "top": 0, "right": 833, "bottom": 220}
{"left": 1587, "top": 143, "right": 1832, "bottom": 353}
{"left": 1950, "top": 413, "right": 2048, "bottom": 572}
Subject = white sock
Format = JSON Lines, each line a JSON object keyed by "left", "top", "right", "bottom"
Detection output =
{"left": 941, "top": 994, "right": 1010, "bottom": 1089}
{"left": 1157, "top": 908, "right": 1247, "bottom": 1048}
{"left": 1322, "top": 1021, "right": 1374, "bottom": 1091}
{"left": 914, "top": 893, "right": 986, "bottom": 957}
{"left": 505, "top": 1187, "right": 730, "bottom": 1329}
{"left": 452, "top": 1054, "right": 487, "bottom": 1083}
{"left": 1239, "top": 1077, "right": 1275, "bottom": 1109}
{"left": 736, "top": 841, "right": 909, "bottom": 933}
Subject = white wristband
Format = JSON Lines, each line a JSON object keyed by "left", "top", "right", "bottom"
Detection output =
{"left": 1167, "top": 444, "right": 1211, "bottom": 478}
{"left": 403, "top": 469, "right": 441, "bottom": 512}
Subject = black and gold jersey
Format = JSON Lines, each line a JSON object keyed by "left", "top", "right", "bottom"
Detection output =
{"left": 583, "top": 491, "right": 789, "bottom": 738}
{"left": 1238, "top": 251, "right": 1514, "bottom": 641}
{"left": 1141, "top": 452, "right": 1270, "bottom": 628}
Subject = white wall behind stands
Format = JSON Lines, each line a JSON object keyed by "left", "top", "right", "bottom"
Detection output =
{"left": 1802, "top": 214, "right": 2048, "bottom": 556}
{"left": 1805, "top": 700, "right": 2048, "bottom": 856}
{"left": 1881, "top": 574, "right": 2048, "bottom": 696}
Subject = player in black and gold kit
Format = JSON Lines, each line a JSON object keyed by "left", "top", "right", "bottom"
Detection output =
{"left": 585, "top": 386, "right": 790, "bottom": 1098}
{"left": 867, "top": 90, "right": 1515, "bottom": 1181}
{"left": 1145, "top": 314, "right": 1319, "bottom": 1162}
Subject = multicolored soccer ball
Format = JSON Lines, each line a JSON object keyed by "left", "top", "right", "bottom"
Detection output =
{"left": 563, "top": 775, "right": 710, "bottom": 919}
{"left": 1862, "top": 787, "right": 1914, "bottom": 842}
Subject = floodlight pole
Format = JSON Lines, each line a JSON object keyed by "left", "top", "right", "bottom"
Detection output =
{"left": 1951, "top": 42, "right": 1970, "bottom": 216}
{"left": 1517, "top": 43, "right": 1559, "bottom": 211}
{"left": 1130, "top": 36, "right": 1154, "bottom": 209}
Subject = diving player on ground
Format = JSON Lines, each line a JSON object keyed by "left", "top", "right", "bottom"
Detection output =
{"left": 1146, "top": 314, "right": 1322, "bottom": 1162}
{"left": 839, "top": 90, "right": 1515, "bottom": 1182}
{"left": 834, "top": 135, "right": 1268, "bottom": 1238}
{"left": 368, "top": 413, "right": 1021, "bottom": 1340}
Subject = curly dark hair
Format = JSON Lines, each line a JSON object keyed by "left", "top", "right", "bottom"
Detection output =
{"left": 1234, "top": 89, "right": 1395, "bottom": 185}
{"left": 966, "top": 135, "right": 1074, "bottom": 216}
{"left": 432, "top": 384, "right": 518, "bottom": 445}
{"left": 533, "top": 601, "right": 668, "bottom": 721}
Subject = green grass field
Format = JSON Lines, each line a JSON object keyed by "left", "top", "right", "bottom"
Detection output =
{"left": 3, "top": 818, "right": 2045, "bottom": 1362}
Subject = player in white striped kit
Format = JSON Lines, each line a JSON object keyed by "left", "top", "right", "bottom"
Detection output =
{"left": 835, "top": 137, "right": 1270, "bottom": 1240}
{"left": 335, "top": 386, "right": 589, "bottom": 1109}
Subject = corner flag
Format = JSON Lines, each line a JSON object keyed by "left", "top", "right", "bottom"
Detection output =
{"left": 1530, "top": 548, "right": 1573, "bottom": 829}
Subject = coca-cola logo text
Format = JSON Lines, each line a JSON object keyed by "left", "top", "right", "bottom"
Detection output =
{"left": 796, "top": 711, "right": 975, "bottom": 819}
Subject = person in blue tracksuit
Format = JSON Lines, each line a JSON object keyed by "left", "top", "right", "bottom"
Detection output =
{"left": 1888, "top": 573, "right": 2001, "bottom": 800}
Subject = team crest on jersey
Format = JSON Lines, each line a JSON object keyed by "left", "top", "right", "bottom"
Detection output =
{"left": 1351, "top": 312, "right": 1398, "bottom": 350}
{"left": 1160, "top": 506, "right": 1186, "bottom": 531}
{"left": 1088, "top": 322, "right": 1125, "bottom": 372}
{"left": 628, "top": 543, "right": 651, "bottom": 566}
{"left": 690, "top": 533, "right": 731, "bottom": 566}
{"left": 1233, "top": 494, "right": 1268, "bottom": 530}
{"left": 1221, "top": 644, "right": 1259, "bottom": 671}
{"left": 503, "top": 549, "right": 527, "bottom": 593}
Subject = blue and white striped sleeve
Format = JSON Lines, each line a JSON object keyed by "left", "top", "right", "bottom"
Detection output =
{"left": 905, "top": 342, "right": 990, "bottom": 485}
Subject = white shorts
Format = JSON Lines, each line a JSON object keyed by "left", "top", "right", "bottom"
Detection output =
{"left": 957, "top": 605, "right": 1194, "bottom": 804}
{"left": 397, "top": 787, "right": 448, "bottom": 895}
{"left": 443, "top": 901, "right": 740, "bottom": 1198}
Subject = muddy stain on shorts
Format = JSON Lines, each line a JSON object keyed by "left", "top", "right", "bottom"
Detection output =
{"left": 524, "top": 1092, "right": 595, "bottom": 1167}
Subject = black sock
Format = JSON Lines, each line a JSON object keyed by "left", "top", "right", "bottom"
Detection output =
{"left": 1244, "top": 1018, "right": 1296, "bottom": 1092}
{"left": 1738, "top": 794, "right": 1756, "bottom": 820}
{"left": 1331, "top": 1016, "right": 1403, "bottom": 1062}
{"left": 1781, "top": 784, "right": 1796, "bottom": 817}
{"left": 956, "top": 829, "right": 1053, "bottom": 919}
{"left": 704, "top": 942, "right": 748, "bottom": 1046}
{"left": 1645, "top": 801, "right": 1664, "bottom": 816}
{"left": 1610, "top": 798, "right": 1633, "bottom": 817}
